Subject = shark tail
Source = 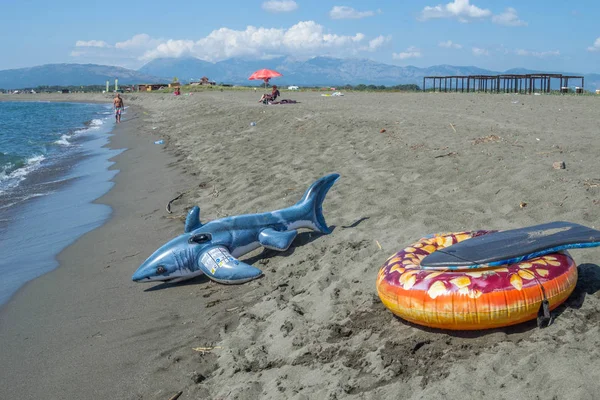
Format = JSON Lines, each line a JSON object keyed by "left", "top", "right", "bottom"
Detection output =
{"left": 296, "top": 173, "right": 340, "bottom": 234}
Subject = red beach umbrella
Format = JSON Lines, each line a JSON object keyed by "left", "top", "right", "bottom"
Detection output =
{"left": 249, "top": 69, "right": 283, "bottom": 88}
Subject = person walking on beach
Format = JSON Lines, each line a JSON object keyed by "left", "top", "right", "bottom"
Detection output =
{"left": 113, "top": 93, "right": 124, "bottom": 123}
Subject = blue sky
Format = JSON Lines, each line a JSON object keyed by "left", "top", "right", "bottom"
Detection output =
{"left": 1, "top": 0, "right": 599, "bottom": 72}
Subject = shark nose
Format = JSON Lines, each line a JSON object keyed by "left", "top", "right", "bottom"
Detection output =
{"left": 132, "top": 268, "right": 148, "bottom": 282}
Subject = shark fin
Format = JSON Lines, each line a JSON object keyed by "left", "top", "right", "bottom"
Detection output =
{"left": 197, "top": 247, "right": 262, "bottom": 284}
{"left": 259, "top": 228, "right": 298, "bottom": 251}
{"left": 296, "top": 173, "right": 340, "bottom": 234}
{"left": 184, "top": 206, "right": 202, "bottom": 233}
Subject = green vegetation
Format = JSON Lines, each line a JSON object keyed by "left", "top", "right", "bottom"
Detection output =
{"left": 153, "top": 83, "right": 421, "bottom": 93}
{"left": 3, "top": 85, "right": 109, "bottom": 93}
{"left": 339, "top": 84, "right": 420, "bottom": 91}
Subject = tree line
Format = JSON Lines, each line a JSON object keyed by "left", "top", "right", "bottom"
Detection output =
{"left": 338, "top": 84, "right": 420, "bottom": 91}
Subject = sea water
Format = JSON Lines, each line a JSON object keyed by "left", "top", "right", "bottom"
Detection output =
{"left": 0, "top": 101, "right": 122, "bottom": 306}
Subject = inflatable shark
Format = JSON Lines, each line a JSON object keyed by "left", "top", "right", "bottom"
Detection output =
{"left": 132, "top": 173, "right": 340, "bottom": 285}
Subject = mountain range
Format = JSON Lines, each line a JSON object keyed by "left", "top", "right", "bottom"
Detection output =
{"left": 0, "top": 64, "right": 167, "bottom": 89}
{"left": 2, "top": 57, "right": 599, "bottom": 90}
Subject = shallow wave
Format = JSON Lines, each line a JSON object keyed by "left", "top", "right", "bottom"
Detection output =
{"left": 0, "top": 155, "right": 46, "bottom": 189}
{"left": 74, "top": 117, "right": 108, "bottom": 135}
{"left": 0, "top": 191, "right": 52, "bottom": 210}
{"left": 54, "top": 134, "right": 71, "bottom": 146}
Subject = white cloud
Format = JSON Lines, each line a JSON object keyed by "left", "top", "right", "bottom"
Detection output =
{"left": 262, "top": 0, "right": 298, "bottom": 13}
{"left": 75, "top": 40, "right": 110, "bottom": 48}
{"left": 472, "top": 47, "right": 489, "bottom": 56}
{"left": 72, "top": 22, "right": 386, "bottom": 66}
{"left": 115, "top": 34, "right": 160, "bottom": 49}
{"left": 330, "top": 6, "right": 376, "bottom": 19}
{"left": 588, "top": 37, "right": 600, "bottom": 52}
{"left": 140, "top": 22, "right": 369, "bottom": 61}
{"left": 492, "top": 8, "right": 527, "bottom": 26}
{"left": 439, "top": 40, "right": 462, "bottom": 49}
{"left": 515, "top": 49, "right": 560, "bottom": 57}
{"left": 361, "top": 35, "right": 391, "bottom": 51}
{"left": 420, "top": 0, "right": 491, "bottom": 22}
{"left": 392, "top": 46, "right": 422, "bottom": 60}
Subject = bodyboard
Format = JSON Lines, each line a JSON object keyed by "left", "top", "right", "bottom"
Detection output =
{"left": 421, "top": 221, "right": 600, "bottom": 268}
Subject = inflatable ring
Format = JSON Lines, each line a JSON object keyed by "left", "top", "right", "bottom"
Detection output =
{"left": 376, "top": 231, "right": 578, "bottom": 330}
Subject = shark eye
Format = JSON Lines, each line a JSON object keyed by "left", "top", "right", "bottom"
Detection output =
{"left": 189, "top": 233, "right": 211, "bottom": 244}
{"left": 156, "top": 266, "right": 166, "bottom": 274}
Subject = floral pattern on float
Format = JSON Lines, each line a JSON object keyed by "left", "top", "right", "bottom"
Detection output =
{"left": 380, "top": 231, "right": 571, "bottom": 296}
{"left": 376, "top": 231, "right": 578, "bottom": 330}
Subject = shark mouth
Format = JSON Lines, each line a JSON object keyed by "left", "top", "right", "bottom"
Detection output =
{"left": 138, "top": 270, "right": 205, "bottom": 283}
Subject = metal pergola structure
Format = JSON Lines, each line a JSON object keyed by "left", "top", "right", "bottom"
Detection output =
{"left": 423, "top": 74, "right": 585, "bottom": 94}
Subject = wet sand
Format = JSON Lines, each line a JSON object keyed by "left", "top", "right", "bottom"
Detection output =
{"left": 1, "top": 91, "right": 600, "bottom": 399}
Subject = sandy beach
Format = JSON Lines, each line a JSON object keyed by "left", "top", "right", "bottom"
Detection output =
{"left": 1, "top": 90, "right": 600, "bottom": 399}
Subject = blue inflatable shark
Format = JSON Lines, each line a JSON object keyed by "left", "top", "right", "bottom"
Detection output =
{"left": 132, "top": 173, "right": 340, "bottom": 285}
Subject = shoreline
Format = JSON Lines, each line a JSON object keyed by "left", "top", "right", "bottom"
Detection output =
{"left": 1, "top": 91, "right": 600, "bottom": 399}
{"left": 0, "top": 101, "right": 118, "bottom": 306}
{"left": 0, "top": 102, "right": 198, "bottom": 398}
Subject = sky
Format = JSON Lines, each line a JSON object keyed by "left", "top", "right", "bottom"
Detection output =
{"left": 1, "top": 0, "right": 600, "bottom": 73}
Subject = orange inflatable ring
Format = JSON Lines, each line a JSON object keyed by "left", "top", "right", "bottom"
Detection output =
{"left": 376, "top": 231, "right": 578, "bottom": 330}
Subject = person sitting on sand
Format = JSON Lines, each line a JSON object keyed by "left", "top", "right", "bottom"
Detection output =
{"left": 113, "top": 93, "right": 124, "bottom": 123}
{"left": 174, "top": 87, "right": 181, "bottom": 96}
{"left": 258, "top": 85, "right": 280, "bottom": 103}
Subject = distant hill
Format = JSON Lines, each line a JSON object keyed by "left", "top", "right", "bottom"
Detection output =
{"left": 136, "top": 57, "right": 600, "bottom": 89}
{"left": 1, "top": 58, "right": 599, "bottom": 90}
{"left": 0, "top": 63, "right": 166, "bottom": 89}
{"left": 137, "top": 57, "right": 501, "bottom": 86}
{"left": 138, "top": 58, "right": 215, "bottom": 81}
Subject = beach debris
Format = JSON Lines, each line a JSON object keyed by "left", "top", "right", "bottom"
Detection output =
{"left": 166, "top": 192, "right": 189, "bottom": 214}
{"left": 191, "top": 372, "right": 206, "bottom": 384}
{"left": 166, "top": 214, "right": 187, "bottom": 222}
{"left": 520, "top": 202, "right": 528, "bottom": 208}
{"left": 511, "top": 100, "right": 519, "bottom": 104}
{"left": 210, "top": 185, "right": 221, "bottom": 198}
{"left": 472, "top": 135, "right": 500, "bottom": 145}
{"left": 410, "top": 143, "right": 426, "bottom": 150}
{"left": 434, "top": 151, "right": 458, "bottom": 158}
{"left": 154, "top": 139, "right": 164, "bottom": 145}
{"left": 380, "top": 128, "right": 386, "bottom": 133}
{"left": 559, "top": 195, "right": 569, "bottom": 207}
{"left": 152, "top": 126, "right": 158, "bottom": 130}
{"left": 192, "top": 346, "right": 221, "bottom": 354}
{"left": 167, "top": 391, "right": 183, "bottom": 400}
{"left": 376, "top": 240, "right": 383, "bottom": 250}
{"left": 226, "top": 307, "right": 240, "bottom": 312}
{"left": 123, "top": 252, "right": 141, "bottom": 260}
{"left": 250, "top": 122, "right": 257, "bottom": 126}
{"left": 449, "top": 123, "right": 457, "bottom": 133}
{"left": 537, "top": 149, "right": 563, "bottom": 155}
{"left": 584, "top": 179, "right": 600, "bottom": 188}
{"left": 553, "top": 161, "right": 566, "bottom": 170}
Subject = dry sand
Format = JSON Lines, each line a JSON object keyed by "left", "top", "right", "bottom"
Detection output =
{"left": 1, "top": 90, "right": 600, "bottom": 399}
